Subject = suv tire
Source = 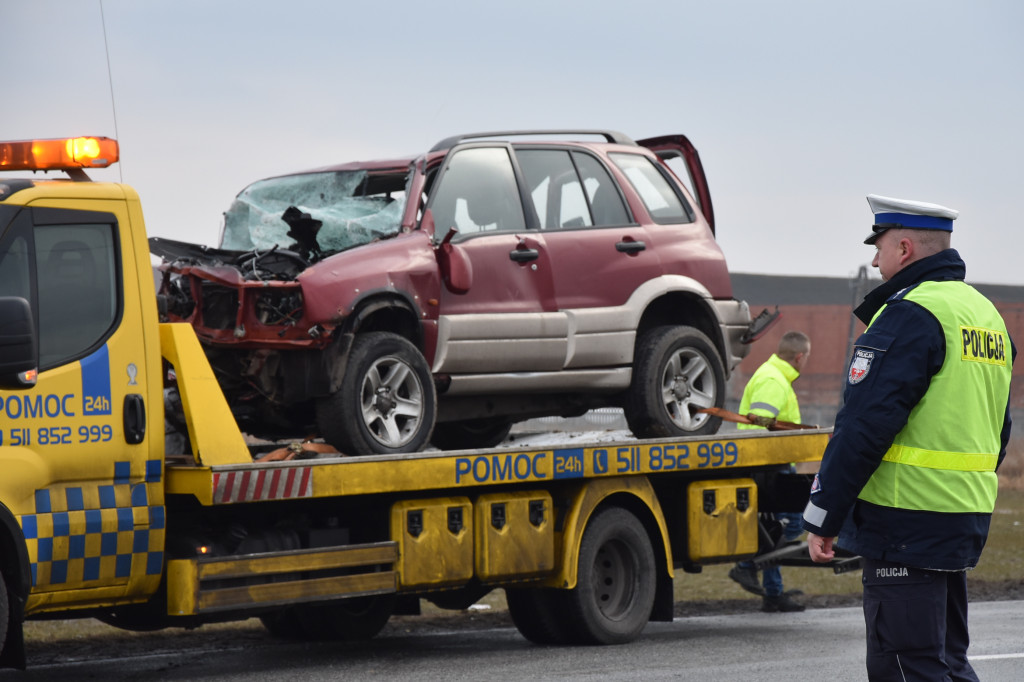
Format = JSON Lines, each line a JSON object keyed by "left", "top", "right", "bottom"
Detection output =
{"left": 623, "top": 325, "right": 724, "bottom": 438}
{"left": 316, "top": 332, "right": 436, "bottom": 455}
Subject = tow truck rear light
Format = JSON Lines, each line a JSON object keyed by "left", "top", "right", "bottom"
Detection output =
{"left": 0, "top": 136, "right": 119, "bottom": 171}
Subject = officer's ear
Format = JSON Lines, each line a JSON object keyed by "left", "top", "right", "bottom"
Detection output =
{"left": 897, "top": 236, "right": 915, "bottom": 266}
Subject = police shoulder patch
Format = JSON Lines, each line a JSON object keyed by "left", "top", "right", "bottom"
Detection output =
{"left": 848, "top": 348, "right": 875, "bottom": 385}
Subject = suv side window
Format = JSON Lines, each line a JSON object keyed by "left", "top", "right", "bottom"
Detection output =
{"left": 573, "top": 152, "right": 630, "bottom": 227}
{"left": 428, "top": 147, "right": 525, "bottom": 235}
{"left": 609, "top": 152, "right": 692, "bottom": 224}
{"left": 517, "top": 150, "right": 629, "bottom": 229}
{"left": 33, "top": 222, "right": 118, "bottom": 369}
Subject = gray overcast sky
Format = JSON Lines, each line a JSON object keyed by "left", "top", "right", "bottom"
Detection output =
{"left": 5, "top": 0, "right": 1023, "bottom": 284}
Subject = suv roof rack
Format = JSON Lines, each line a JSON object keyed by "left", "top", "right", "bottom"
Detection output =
{"left": 429, "top": 130, "right": 636, "bottom": 153}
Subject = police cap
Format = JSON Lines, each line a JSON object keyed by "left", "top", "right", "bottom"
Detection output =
{"left": 865, "top": 194, "right": 959, "bottom": 245}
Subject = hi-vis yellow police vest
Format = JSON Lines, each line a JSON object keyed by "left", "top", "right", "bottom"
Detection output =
{"left": 858, "top": 281, "right": 1011, "bottom": 514}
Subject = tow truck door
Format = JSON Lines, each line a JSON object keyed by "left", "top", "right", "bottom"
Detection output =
{"left": 0, "top": 194, "right": 165, "bottom": 611}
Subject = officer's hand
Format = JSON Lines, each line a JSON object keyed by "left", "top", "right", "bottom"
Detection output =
{"left": 807, "top": 533, "right": 835, "bottom": 563}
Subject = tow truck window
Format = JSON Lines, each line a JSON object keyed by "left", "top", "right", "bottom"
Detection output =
{"left": 609, "top": 152, "right": 691, "bottom": 224}
{"left": 0, "top": 233, "right": 31, "bottom": 302}
{"left": 34, "top": 224, "right": 118, "bottom": 368}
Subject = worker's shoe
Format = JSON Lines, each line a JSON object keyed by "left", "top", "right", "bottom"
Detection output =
{"left": 728, "top": 565, "right": 764, "bottom": 596}
{"left": 761, "top": 593, "right": 805, "bottom": 613}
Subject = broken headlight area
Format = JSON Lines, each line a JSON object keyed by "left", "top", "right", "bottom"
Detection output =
{"left": 190, "top": 281, "right": 306, "bottom": 340}
{"left": 254, "top": 288, "right": 304, "bottom": 329}
{"left": 199, "top": 282, "right": 239, "bottom": 331}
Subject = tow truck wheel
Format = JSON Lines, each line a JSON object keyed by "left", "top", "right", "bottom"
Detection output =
{"left": 316, "top": 332, "right": 436, "bottom": 455}
{"left": 430, "top": 418, "right": 513, "bottom": 451}
{"left": 623, "top": 325, "right": 724, "bottom": 438}
{"left": 564, "top": 507, "right": 656, "bottom": 645}
{"left": 309, "top": 594, "right": 396, "bottom": 640}
{"left": 261, "top": 594, "right": 396, "bottom": 641}
{"left": 506, "top": 587, "right": 572, "bottom": 645}
{"left": 0, "top": 568, "right": 9, "bottom": 656}
{"left": 259, "top": 608, "right": 302, "bottom": 639}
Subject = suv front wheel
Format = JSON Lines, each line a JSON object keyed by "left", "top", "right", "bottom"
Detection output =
{"left": 316, "top": 332, "right": 437, "bottom": 455}
{"left": 623, "top": 325, "right": 724, "bottom": 438}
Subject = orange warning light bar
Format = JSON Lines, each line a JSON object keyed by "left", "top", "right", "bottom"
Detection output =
{"left": 0, "top": 136, "right": 119, "bottom": 172}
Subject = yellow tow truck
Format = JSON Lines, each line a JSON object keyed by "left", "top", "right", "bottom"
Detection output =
{"left": 0, "top": 137, "right": 834, "bottom": 669}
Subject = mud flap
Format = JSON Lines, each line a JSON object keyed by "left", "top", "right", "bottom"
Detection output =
{"left": 0, "top": 619, "right": 25, "bottom": 670}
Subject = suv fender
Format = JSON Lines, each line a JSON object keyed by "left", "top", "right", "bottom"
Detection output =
{"left": 319, "top": 292, "right": 427, "bottom": 397}
{"left": 622, "top": 275, "right": 736, "bottom": 366}
{"left": 298, "top": 231, "right": 440, "bottom": 326}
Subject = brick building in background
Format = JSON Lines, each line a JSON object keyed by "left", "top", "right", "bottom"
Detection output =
{"left": 729, "top": 272, "right": 1024, "bottom": 430}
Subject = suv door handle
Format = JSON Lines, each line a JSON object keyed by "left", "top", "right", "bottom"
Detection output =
{"left": 509, "top": 248, "right": 540, "bottom": 263}
{"left": 616, "top": 240, "right": 646, "bottom": 254}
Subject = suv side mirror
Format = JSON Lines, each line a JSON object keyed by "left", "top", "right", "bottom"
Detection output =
{"left": 0, "top": 296, "right": 38, "bottom": 388}
{"left": 435, "top": 222, "right": 473, "bottom": 295}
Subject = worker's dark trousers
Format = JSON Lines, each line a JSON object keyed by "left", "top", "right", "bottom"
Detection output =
{"left": 861, "top": 558, "right": 978, "bottom": 682}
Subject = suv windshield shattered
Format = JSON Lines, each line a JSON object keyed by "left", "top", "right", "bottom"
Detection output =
{"left": 220, "top": 169, "right": 409, "bottom": 255}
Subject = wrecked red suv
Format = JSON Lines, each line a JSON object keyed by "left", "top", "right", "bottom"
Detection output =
{"left": 152, "top": 130, "right": 759, "bottom": 455}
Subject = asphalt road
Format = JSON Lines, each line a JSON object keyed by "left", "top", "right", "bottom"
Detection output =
{"left": 12, "top": 601, "right": 1023, "bottom": 681}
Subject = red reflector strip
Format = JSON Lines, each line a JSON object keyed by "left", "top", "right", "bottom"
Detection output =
{"left": 213, "top": 467, "right": 313, "bottom": 504}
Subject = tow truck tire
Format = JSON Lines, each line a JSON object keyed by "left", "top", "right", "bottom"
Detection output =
{"left": 0, "top": 568, "right": 8, "bottom": 657}
{"left": 506, "top": 587, "right": 572, "bottom": 645}
{"left": 430, "top": 418, "right": 513, "bottom": 451}
{"left": 259, "top": 608, "right": 302, "bottom": 639}
{"left": 261, "top": 594, "right": 396, "bottom": 641}
{"left": 623, "top": 325, "right": 724, "bottom": 438}
{"left": 313, "top": 594, "right": 396, "bottom": 640}
{"left": 564, "top": 507, "right": 656, "bottom": 645}
{"left": 316, "top": 332, "right": 436, "bottom": 455}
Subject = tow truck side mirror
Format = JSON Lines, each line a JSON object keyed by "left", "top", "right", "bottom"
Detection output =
{"left": 0, "top": 296, "right": 38, "bottom": 389}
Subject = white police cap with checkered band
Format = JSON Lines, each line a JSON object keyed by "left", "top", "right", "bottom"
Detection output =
{"left": 864, "top": 194, "right": 959, "bottom": 245}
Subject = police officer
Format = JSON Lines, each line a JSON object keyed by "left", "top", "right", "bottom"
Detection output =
{"left": 729, "top": 330, "right": 811, "bottom": 612}
{"left": 803, "top": 194, "right": 1014, "bottom": 681}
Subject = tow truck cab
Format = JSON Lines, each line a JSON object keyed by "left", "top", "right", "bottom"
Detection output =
{"left": 0, "top": 137, "right": 169, "bottom": 666}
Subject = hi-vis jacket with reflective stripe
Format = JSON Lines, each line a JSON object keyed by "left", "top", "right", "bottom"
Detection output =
{"left": 803, "top": 249, "right": 1014, "bottom": 570}
{"left": 736, "top": 353, "right": 801, "bottom": 430}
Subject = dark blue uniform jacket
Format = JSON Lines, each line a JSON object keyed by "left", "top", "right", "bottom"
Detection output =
{"left": 802, "top": 249, "right": 1014, "bottom": 570}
